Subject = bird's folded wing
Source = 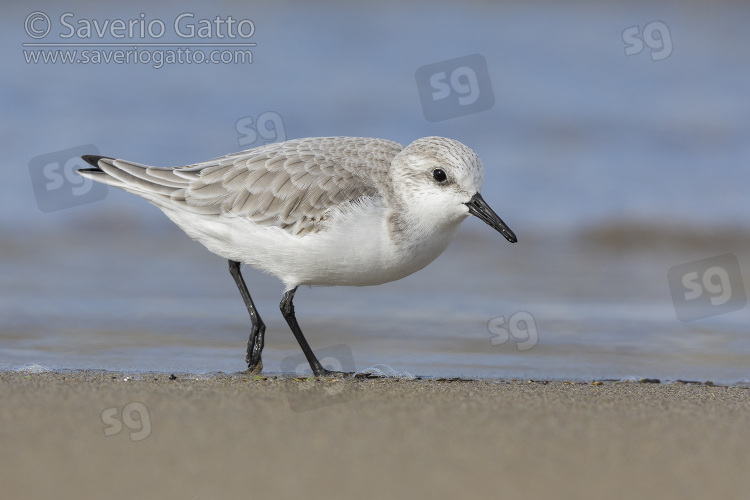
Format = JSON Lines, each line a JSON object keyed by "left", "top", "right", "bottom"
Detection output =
{"left": 91, "top": 137, "right": 403, "bottom": 235}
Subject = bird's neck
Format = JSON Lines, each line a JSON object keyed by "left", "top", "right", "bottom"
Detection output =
{"left": 386, "top": 207, "right": 463, "bottom": 259}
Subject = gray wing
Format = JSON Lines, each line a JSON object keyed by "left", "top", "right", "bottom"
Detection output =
{"left": 80, "top": 137, "right": 404, "bottom": 235}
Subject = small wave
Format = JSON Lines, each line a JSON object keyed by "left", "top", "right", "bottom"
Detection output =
{"left": 355, "top": 364, "right": 416, "bottom": 379}
{"left": 16, "top": 363, "right": 51, "bottom": 374}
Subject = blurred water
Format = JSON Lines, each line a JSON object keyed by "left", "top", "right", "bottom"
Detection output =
{"left": 1, "top": 0, "right": 749, "bottom": 381}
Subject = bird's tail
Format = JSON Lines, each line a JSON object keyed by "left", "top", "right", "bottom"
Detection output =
{"left": 78, "top": 155, "right": 189, "bottom": 199}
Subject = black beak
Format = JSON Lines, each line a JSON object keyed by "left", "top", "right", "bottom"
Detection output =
{"left": 465, "top": 192, "right": 517, "bottom": 243}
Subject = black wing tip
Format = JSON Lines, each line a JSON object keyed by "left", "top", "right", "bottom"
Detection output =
{"left": 81, "top": 154, "right": 114, "bottom": 169}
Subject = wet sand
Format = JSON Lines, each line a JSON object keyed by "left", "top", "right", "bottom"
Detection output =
{"left": 2, "top": 370, "right": 749, "bottom": 500}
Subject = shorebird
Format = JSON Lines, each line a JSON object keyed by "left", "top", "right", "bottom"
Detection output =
{"left": 79, "top": 136, "right": 516, "bottom": 375}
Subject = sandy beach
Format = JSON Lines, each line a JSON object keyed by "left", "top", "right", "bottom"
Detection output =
{"left": 2, "top": 370, "right": 749, "bottom": 500}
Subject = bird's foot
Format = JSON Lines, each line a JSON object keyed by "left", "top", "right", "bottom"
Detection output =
{"left": 245, "top": 359, "right": 263, "bottom": 375}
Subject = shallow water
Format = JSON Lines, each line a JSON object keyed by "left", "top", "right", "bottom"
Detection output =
{"left": 2, "top": 225, "right": 749, "bottom": 383}
{"left": 1, "top": 1, "right": 749, "bottom": 381}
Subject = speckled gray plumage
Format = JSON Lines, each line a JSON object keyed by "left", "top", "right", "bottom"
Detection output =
{"left": 88, "top": 137, "right": 404, "bottom": 235}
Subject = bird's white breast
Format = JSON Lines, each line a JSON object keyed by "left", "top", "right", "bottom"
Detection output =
{"left": 160, "top": 197, "right": 462, "bottom": 290}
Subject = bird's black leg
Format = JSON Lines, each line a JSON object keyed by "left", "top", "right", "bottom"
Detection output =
{"left": 228, "top": 260, "right": 265, "bottom": 373}
{"left": 280, "top": 287, "right": 349, "bottom": 377}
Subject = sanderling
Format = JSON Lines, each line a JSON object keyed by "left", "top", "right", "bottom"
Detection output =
{"left": 79, "top": 136, "right": 516, "bottom": 376}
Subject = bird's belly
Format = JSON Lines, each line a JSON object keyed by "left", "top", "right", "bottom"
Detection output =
{"left": 285, "top": 213, "right": 461, "bottom": 288}
{"left": 162, "top": 202, "right": 459, "bottom": 289}
{"left": 263, "top": 212, "right": 421, "bottom": 288}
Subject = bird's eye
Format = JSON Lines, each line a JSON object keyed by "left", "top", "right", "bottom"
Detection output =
{"left": 432, "top": 169, "right": 447, "bottom": 183}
